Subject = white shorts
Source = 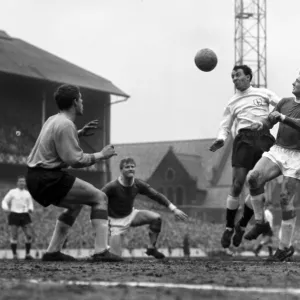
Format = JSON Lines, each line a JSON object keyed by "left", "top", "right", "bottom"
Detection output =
{"left": 109, "top": 209, "right": 140, "bottom": 236}
{"left": 263, "top": 145, "right": 300, "bottom": 179}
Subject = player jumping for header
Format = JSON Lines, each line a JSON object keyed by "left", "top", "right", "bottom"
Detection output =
{"left": 209, "top": 65, "right": 280, "bottom": 249}
{"left": 102, "top": 157, "right": 188, "bottom": 259}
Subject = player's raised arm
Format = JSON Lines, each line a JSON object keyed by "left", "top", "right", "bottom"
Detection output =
{"left": 209, "top": 106, "right": 234, "bottom": 152}
{"left": 138, "top": 180, "right": 188, "bottom": 221}
{"left": 78, "top": 119, "right": 99, "bottom": 137}
{"left": 55, "top": 123, "right": 116, "bottom": 168}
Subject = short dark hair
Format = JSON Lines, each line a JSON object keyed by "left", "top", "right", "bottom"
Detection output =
{"left": 54, "top": 84, "right": 80, "bottom": 110}
{"left": 17, "top": 175, "right": 25, "bottom": 180}
{"left": 119, "top": 157, "right": 136, "bottom": 170}
{"left": 233, "top": 64, "right": 253, "bottom": 81}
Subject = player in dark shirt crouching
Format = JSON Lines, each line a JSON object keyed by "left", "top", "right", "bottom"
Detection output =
{"left": 102, "top": 157, "right": 188, "bottom": 259}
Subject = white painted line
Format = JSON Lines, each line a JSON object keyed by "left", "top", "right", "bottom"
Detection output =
{"left": 28, "top": 279, "right": 300, "bottom": 296}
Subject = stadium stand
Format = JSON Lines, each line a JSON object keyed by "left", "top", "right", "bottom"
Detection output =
{"left": 1, "top": 194, "right": 300, "bottom": 254}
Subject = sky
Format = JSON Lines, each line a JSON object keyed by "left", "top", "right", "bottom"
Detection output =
{"left": 1, "top": 0, "right": 300, "bottom": 144}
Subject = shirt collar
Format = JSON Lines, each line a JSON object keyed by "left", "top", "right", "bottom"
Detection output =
{"left": 118, "top": 176, "right": 135, "bottom": 187}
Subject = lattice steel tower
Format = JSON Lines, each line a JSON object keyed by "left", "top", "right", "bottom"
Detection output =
{"left": 235, "top": 0, "right": 267, "bottom": 88}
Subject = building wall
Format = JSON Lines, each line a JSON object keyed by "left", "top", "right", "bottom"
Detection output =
{"left": 147, "top": 150, "right": 197, "bottom": 206}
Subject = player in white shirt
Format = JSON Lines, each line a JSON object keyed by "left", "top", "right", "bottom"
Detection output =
{"left": 209, "top": 65, "right": 280, "bottom": 249}
{"left": 1, "top": 175, "right": 34, "bottom": 259}
{"left": 254, "top": 203, "right": 274, "bottom": 257}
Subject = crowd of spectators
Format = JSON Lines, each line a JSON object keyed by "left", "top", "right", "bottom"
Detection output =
{"left": 1, "top": 196, "right": 300, "bottom": 254}
{"left": 0, "top": 106, "right": 40, "bottom": 156}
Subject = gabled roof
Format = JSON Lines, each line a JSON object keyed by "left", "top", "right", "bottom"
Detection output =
{"left": 0, "top": 30, "right": 129, "bottom": 97}
{"left": 111, "top": 139, "right": 227, "bottom": 183}
{"left": 175, "top": 153, "right": 208, "bottom": 189}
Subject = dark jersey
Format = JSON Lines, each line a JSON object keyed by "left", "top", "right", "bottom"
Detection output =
{"left": 270, "top": 98, "right": 300, "bottom": 150}
{"left": 102, "top": 178, "right": 171, "bottom": 218}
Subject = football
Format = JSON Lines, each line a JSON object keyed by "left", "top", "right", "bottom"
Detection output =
{"left": 194, "top": 48, "right": 218, "bottom": 72}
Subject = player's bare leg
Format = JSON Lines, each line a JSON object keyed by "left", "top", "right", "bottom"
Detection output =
{"left": 245, "top": 157, "right": 281, "bottom": 240}
{"left": 46, "top": 205, "right": 82, "bottom": 253}
{"left": 109, "top": 234, "right": 124, "bottom": 256}
{"left": 22, "top": 224, "right": 34, "bottom": 260}
{"left": 43, "top": 178, "right": 122, "bottom": 262}
{"left": 221, "top": 167, "right": 247, "bottom": 248}
{"left": 10, "top": 225, "right": 18, "bottom": 259}
{"left": 267, "top": 177, "right": 298, "bottom": 262}
{"left": 131, "top": 210, "right": 165, "bottom": 259}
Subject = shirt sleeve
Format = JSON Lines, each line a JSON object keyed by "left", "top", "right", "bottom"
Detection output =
{"left": 216, "top": 105, "right": 235, "bottom": 141}
{"left": 137, "top": 180, "right": 171, "bottom": 208}
{"left": 27, "top": 193, "right": 34, "bottom": 211}
{"left": 265, "top": 89, "right": 281, "bottom": 107}
{"left": 262, "top": 99, "right": 285, "bottom": 129}
{"left": 54, "top": 122, "right": 96, "bottom": 168}
{"left": 2, "top": 190, "right": 12, "bottom": 211}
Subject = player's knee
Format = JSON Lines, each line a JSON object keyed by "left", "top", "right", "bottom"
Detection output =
{"left": 26, "top": 235, "right": 33, "bottom": 243}
{"left": 92, "top": 190, "right": 108, "bottom": 210}
{"left": 247, "top": 170, "right": 259, "bottom": 188}
{"left": 247, "top": 170, "right": 264, "bottom": 195}
{"left": 280, "top": 192, "right": 294, "bottom": 211}
{"left": 10, "top": 231, "right": 18, "bottom": 241}
{"left": 68, "top": 204, "right": 84, "bottom": 217}
{"left": 149, "top": 216, "right": 162, "bottom": 233}
{"left": 282, "top": 210, "right": 296, "bottom": 221}
{"left": 10, "top": 238, "right": 17, "bottom": 244}
{"left": 231, "top": 179, "right": 244, "bottom": 196}
{"left": 58, "top": 209, "right": 79, "bottom": 227}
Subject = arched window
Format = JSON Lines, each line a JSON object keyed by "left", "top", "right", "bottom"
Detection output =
{"left": 176, "top": 186, "right": 184, "bottom": 205}
{"left": 167, "top": 187, "right": 174, "bottom": 202}
{"left": 165, "top": 168, "right": 175, "bottom": 181}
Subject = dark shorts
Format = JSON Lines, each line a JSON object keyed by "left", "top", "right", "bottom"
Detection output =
{"left": 26, "top": 167, "right": 76, "bottom": 207}
{"left": 263, "top": 229, "right": 273, "bottom": 237}
{"left": 8, "top": 212, "right": 31, "bottom": 227}
{"left": 232, "top": 129, "right": 275, "bottom": 170}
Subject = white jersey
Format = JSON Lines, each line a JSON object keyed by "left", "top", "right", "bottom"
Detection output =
{"left": 217, "top": 86, "right": 280, "bottom": 140}
{"left": 264, "top": 209, "right": 273, "bottom": 229}
{"left": 1, "top": 188, "right": 34, "bottom": 213}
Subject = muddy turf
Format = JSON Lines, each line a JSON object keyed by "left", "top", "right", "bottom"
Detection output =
{"left": 1, "top": 257, "right": 300, "bottom": 300}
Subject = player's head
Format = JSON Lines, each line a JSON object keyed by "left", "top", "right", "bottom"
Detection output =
{"left": 54, "top": 84, "right": 83, "bottom": 116}
{"left": 231, "top": 65, "right": 252, "bottom": 91}
{"left": 292, "top": 75, "right": 300, "bottom": 98}
{"left": 119, "top": 157, "right": 136, "bottom": 179}
{"left": 17, "top": 175, "right": 26, "bottom": 189}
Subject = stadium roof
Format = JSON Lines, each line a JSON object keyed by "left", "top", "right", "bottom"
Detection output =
{"left": 0, "top": 30, "right": 129, "bottom": 97}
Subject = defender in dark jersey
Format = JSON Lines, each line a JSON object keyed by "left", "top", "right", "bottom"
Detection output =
{"left": 102, "top": 157, "right": 188, "bottom": 259}
{"left": 244, "top": 74, "right": 300, "bottom": 261}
